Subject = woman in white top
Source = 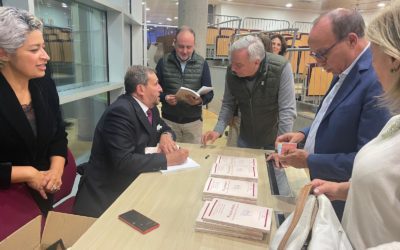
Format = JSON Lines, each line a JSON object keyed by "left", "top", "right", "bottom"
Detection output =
{"left": 311, "top": 4, "right": 400, "bottom": 249}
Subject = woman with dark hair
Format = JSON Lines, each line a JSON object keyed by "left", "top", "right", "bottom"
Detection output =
{"left": 270, "top": 34, "right": 287, "bottom": 56}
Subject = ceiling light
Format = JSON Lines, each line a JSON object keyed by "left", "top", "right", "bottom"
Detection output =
{"left": 146, "top": 7, "right": 150, "bottom": 11}
{"left": 142, "top": 2, "right": 145, "bottom": 5}
{"left": 377, "top": 2, "right": 385, "bottom": 7}
{"left": 158, "top": 22, "right": 163, "bottom": 25}
{"left": 146, "top": 20, "right": 151, "bottom": 23}
{"left": 166, "top": 18, "right": 172, "bottom": 21}
{"left": 175, "top": 2, "right": 179, "bottom": 5}
{"left": 61, "top": 2, "right": 68, "bottom": 8}
{"left": 174, "top": 17, "right": 178, "bottom": 20}
{"left": 285, "top": 3, "right": 293, "bottom": 8}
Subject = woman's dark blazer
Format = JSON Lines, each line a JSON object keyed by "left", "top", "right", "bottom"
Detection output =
{"left": 0, "top": 73, "right": 68, "bottom": 211}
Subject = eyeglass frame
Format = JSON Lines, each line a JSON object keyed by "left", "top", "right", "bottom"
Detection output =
{"left": 310, "top": 39, "right": 344, "bottom": 61}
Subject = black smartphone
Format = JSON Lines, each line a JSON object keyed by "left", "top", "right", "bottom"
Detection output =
{"left": 118, "top": 209, "right": 160, "bottom": 234}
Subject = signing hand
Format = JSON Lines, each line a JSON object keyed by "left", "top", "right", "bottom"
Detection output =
{"left": 165, "top": 94, "right": 177, "bottom": 106}
{"left": 166, "top": 148, "right": 189, "bottom": 166}
{"left": 159, "top": 132, "right": 178, "bottom": 153}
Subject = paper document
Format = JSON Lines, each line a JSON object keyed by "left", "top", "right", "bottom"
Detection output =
{"left": 160, "top": 157, "right": 200, "bottom": 174}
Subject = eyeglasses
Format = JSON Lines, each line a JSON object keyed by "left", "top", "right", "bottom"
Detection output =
{"left": 310, "top": 40, "right": 342, "bottom": 60}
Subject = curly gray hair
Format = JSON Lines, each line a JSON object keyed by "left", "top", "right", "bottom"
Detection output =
{"left": 0, "top": 7, "right": 42, "bottom": 67}
{"left": 230, "top": 35, "right": 265, "bottom": 62}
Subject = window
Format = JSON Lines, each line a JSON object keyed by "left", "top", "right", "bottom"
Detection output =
{"left": 35, "top": 0, "right": 108, "bottom": 91}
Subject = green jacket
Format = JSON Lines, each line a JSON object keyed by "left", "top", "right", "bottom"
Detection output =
{"left": 227, "top": 52, "right": 287, "bottom": 148}
{"left": 160, "top": 52, "right": 204, "bottom": 123}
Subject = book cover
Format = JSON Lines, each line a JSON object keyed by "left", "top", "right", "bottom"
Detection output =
{"left": 202, "top": 198, "right": 272, "bottom": 233}
{"left": 215, "top": 155, "right": 257, "bottom": 169}
{"left": 175, "top": 86, "right": 213, "bottom": 104}
{"left": 203, "top": 177, "right": 257, "bottom": 200}
{"left": 210, "top": 163, "right": 258, "bottom": 182}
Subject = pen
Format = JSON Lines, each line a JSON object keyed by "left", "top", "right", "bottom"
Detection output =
{"left": 205, "top": 155, "right": 210, "bottom": 159}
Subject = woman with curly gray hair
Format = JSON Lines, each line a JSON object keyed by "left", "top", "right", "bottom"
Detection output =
{"left": 0, "top": 6, "right": 67, "bottom": 227}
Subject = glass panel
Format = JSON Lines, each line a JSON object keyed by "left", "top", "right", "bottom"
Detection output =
{"left": 62, "top": 93, "right": 108, "bottom": 161}
{"left": 34, "top": 0, "right": 108, "bottom": 91}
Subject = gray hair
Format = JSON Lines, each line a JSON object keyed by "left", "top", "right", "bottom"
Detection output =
{"left": 230, "top": 35, "right": 265, "bottom": 62}
{"left": 124, "top": 65, "right": 155, "bottom": 94}
{"left": 315, "top": 8, "right": 365, "bottom": 41}
{"left": 0, "top": 7, "right": 42, "bottom": 54}
{"left": 367, "top": 4, "right": 400, "bottom": 114}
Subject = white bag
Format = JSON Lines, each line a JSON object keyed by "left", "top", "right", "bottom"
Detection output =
{"left": 270, "top": 184, "right": 353, "bottom": 250}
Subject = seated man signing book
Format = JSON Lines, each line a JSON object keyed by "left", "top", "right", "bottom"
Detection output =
{"left": 156, "top": 26, "right": 214, "bottom": 144}
{"left": 73, "top": 66, "right": 188, "bottom": 218}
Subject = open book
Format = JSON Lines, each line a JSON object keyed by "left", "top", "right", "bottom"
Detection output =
{"left": 175, "top": 86, "right": 213, "bottom": 104}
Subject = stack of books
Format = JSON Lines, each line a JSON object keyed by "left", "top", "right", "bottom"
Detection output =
{"left": 209, "top": 159, "right": 258, "bottom": 182}
{"left": 203, "top": 177, "right": 257, "bottom": 204}
{"left": 194, "top": 198, "right": 272, "bottom": 241}
{"left": 202, "top": 155, "right": 258, "bottom": 204}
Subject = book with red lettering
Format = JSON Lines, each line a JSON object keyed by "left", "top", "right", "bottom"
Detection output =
{"left": 201, "top": 198, "right": 272, "bottom": 234}
{"left": 202, "top": 177, "right": 257, "bottom": 204}
{"left": 209, "top": 162, "right": 258, "bottom": 182}
{"left": 194, "top": 201, "right": 264, "bottom": 240}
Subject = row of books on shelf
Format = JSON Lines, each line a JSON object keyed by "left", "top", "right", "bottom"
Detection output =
{"left": 195, "top": 155, "right": 273, "bottom": 241}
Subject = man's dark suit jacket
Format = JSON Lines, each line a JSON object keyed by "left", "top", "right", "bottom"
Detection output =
{"left": 0, "top": 73, "right": 68, "bottom": 212}
{"left": 73, "top": 94, "right": 175, "bottom": 217}
{"left": 301, "top": 47, "right": 391, "bottom": 219}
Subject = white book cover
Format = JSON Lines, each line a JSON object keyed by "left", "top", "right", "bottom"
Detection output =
{"left": 215, "top": 155, "right": 257, "bottom": 169}
{"left": 203, "top": 177, "right": 257, "bottom": 200}
{"left": 202, "top": 198, "right": 272, "bottom": 233}
{"left": 210, "top": 163, "right": 258, "bottom": 181}
{"left": 175, "top": 86, "right": 213, "bottom": 103}
{"left": 195, "top": 201, "right": 263, "bottom": 238}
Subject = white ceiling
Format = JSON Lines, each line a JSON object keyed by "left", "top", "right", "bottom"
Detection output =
{"left": 144, "top": 0, "right": 391, "bottom": 26}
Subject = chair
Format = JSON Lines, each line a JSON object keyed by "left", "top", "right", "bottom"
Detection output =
{"left": 53, "top": 149, "right": 77, "bottom": 214}
{"left": 0, "top": 184, "right": 42, "bottom": 241}
{"left": 215, "top": 35, "right": 231, "bottom": 58}
{"left": 307, "top": 63, "right": 333, "bottom": 96}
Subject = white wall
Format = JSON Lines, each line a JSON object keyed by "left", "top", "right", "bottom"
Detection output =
{"left": 216, "top": 4, "right": 319, "bottom": 25}
{"left": 216, "top": 3, "right": 381, "bottom": 27}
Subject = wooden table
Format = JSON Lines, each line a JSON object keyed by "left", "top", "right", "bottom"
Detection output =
{"left": 72, "top": 144, "right": 309, "bottom": 250}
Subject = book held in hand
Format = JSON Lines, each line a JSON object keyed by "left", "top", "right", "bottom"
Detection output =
{"left": 175, "top": 86, "right": 213, "bottom": 104}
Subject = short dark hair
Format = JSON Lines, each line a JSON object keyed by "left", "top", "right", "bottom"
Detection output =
{"left": 124, "top": 65, "right": 155, "bottom": 94}
{"left": 270, "top": 34, "right": 287, "bottom": 56}
{"left": 315, "top": 8, "right": 365, "bottom": 41}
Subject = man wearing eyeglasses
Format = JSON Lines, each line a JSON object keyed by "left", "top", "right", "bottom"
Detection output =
{"left": 269, "top": 8, "right": 390, "bottom": 220}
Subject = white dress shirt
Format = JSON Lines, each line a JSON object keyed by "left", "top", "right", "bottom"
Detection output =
{"left": 304, "top": 43, "right": 370, "bottom": 154}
